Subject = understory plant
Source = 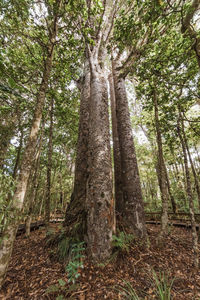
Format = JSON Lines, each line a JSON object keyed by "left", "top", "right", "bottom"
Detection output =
{"left": 151, "top": 269, "right": 174, "bottom": 300}
{"left": 112, "top": 231, "right": 134, "bottom": 253}
{"left": 115, "top": 280, "right": 141, "bottom": 299}
{"left": 46, "top": 241, "right": 85, "bottom": 299}
{"left": 65, "top": 241, "right": 85, "bottom": 283}
{"left": 114, "top": 270, "right": 175, "bottom": 300}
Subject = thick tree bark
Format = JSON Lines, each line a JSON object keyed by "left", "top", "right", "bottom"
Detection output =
{"left": 45, "top": 97, "right": 54, "bottom": 226}
{"left": 86, "top": 52, "right": 114, "bottom": 261}
{"left": 108, "top": 73, "right": 123, "bottom": 217}
{"left": 63, "top": 58, "right": 90, "bottom": 241}
{"left": 112, "top": 59, "right": 146, "bottom": 238}
{"left": 0, "top": 4, "right": 60, "bottom": 287}
{"left": 177, "top": 110, "right": 199, "bottom": 268}
{"left": 153, "top": 88, "right": 169, "bottom": 237}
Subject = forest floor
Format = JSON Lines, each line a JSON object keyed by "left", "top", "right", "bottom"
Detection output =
{"left": 1, "top": 223, "right": 200, "bottom": 300}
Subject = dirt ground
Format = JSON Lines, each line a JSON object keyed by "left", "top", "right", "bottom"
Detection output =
{"left": 1, "top": 224, "right": 200, "bottom": 299}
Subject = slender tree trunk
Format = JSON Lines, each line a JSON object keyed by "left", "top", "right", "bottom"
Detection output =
{"left": 0, "top": 5, "right": 60, "bottom": 287}
{"left": 194, "top": 145, "right": 200, "bottom": 168}
{"left": 164, "top": 164, "right": 176, "bottom": 213}
{"left": 25, "top": 132, "right": 43, "bottom": 237}
{"left": 112, "top": 59, "right": 146, "bottom": 238}
{"left": 12, "top": 128, "right": 24, "bottom": 179}
{"left": 153, "top": 88, "right": 169, "bottom": 237}
{"left": 177, "top": 110, "right": 199, "bottom": 268}
{"left": 45, "top": 97, "right": 54, "bottom": 226}
{"left": 108, "top": 73, "right": 123, "bottom": 218}
{"left": 179, "top": 157, "right": 187, "bottom": 193}
{"left": 86, "top": 51, "right": 114, "bottom": 261}
{"left": 39, "top": 192, "right": 45, "bottom": 218}
{"left": 174, "top": 162, "right": 179, "bottom": 175}
{"left": 184, "top": 135, "right": 200, "bottom": 209}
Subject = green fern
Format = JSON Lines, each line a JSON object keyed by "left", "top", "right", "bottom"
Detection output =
{"left": 65, "top": 241, "right": 85, "bottom": 283}
{"left": 112, "top": 231, "right": 134, "bottom": 253}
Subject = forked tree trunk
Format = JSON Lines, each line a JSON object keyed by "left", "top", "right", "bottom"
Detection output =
{"left": 112, "top": 60, "right": 146, "bottom": 238}
{"left": 177, "top": 110, "right": 199, "bottom": 268}
{"left": 63, "top": 58, "right": 90, "bottom": 241}
{"left": 86, "top": 51, "right": 114, "bottom": 261}
{"left": 108, "top": 73, "right": 123, "bottom": 218}
{"left": 0, "top": 5, "right": 60, "bottom": 287}
{"left": 153, "top": 88, "right": 169, "bottom": 237}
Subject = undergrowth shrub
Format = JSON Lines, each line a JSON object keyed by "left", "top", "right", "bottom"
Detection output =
{"left": 65, "top": 241, "right": 85, "bottom": 283}
{"left": 115, "top": 280, "right": 141, "bottom": 299}
{"left": 46, "top": 240, "right": 85, "bottom": 299}
{"left": 112, "top": 231, "right": 134, "bottom": 254}
{"left": 151, "top": 269, "right": 174, "bottom": 300}
{"left": 114, "top": 270, "right": 175, "bottom": 300}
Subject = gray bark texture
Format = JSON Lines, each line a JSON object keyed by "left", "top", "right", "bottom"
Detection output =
{"left": 64, "top": 59, "right": 90, "bottom": 241}
{"left": 112, "top": 59, "right": 146, "bottom": 238}
{"left": 86, "top": 52, "right": 114, "bottom": 261}
{"left": 108, "top": 73, "right": 124, "bottom": 217}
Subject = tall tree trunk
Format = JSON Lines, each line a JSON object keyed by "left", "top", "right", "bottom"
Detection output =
{"left": 108, "top": 73, "right": 123, "bottom": 218}
{"left": 153, "top": 88, "right": 169, "bottom": 237}
{"left": 183, "top": 135, "right": 200, "bottom": 210}
{"left": 63, "top": 58, "right": 90, "bottom": 241}
{"left": 39, "top": 191, "right": 45, "bottom": 218}
{"left": 25, "top": 131, "right": 43, "bottom": 237}
{"left": 45, "top": 97, "right": 54, "bottom": 226}
{"left": 0, "top": 4, "right": 60, "bottom": 287}
{"left": 194, "top": 145, "right": 200, "bottom": 168}
{"left": 12, "top": 127, "right": 24, "bottom": 179}
{"left": 179, "top": 157, "right": 188, "bottom": 196}
{"left": 86, "top": 50, "right": 114, "bottom": 261}
{"left": 164, "top": 164, "right": 177, "bottom": 213}
{"left": 112, "top": 59, "right": 146, "bottom": 238}
{"left": 177, "top": 110, "right": 199, "bottom": 268}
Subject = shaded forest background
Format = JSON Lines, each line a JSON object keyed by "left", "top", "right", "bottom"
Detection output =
{"left": 0, "top": 0, "right": 200, "bottom": 297}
